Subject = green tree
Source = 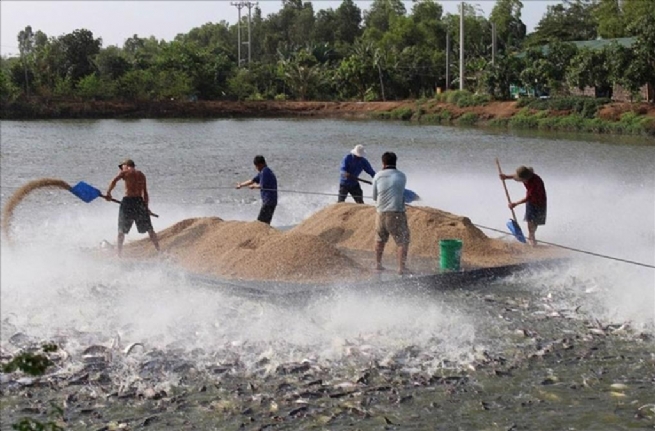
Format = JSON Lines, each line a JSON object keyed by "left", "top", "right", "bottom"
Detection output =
{"left": 227, "top": 68, "right": 259, "bottom": 100}
{"left": 116, "top": 69, "right": 155, "bottom": 101}
{"left": 411, "top": 0, "right": 446, "bottom": 51}
{"left": 60, "top": 29, "right": 102, "bottom": 84}
{"left": 17, "top": 25, "right": 35, "bottom": 95}
{"left": 526, "top": 0, "right": 598, "bottom": 46}
{"left": 153, "top": 70, "right": 193, "bottom": 100}
{"left": 33, "top": 36, "right": 67, "bottom": 92}
{"left": 483, "top": 54, "right": 523, "bottom": 99}
{"left": 9, "top": 60, "right": 34, "bottom": 96}
{"left": 363, "top": 0, "right": 406, "bottom": 39}
{"left": 291, "top": 2, "right": 316, "bottom": 47}
{"left": 606, "top": 43, "right": 644, "bottom": 100}
{"left": 247, "top": 62, "right": 285, "bottom": 99}
{"left": 545, "top": 41, "right": 578, "bottom": 93}
{"left": 263, "top": 0, "right": 316, "bottom": 54}
{"left": 335, "top": 44, "right": 377, "bottom": 100}
{"left": 53, "top": 75, "right": 74, "bottom": 97}
{"left": 489, "top": 0, "right": 526, "bottom": 52}
{"left": 445, "top": 4, "right": 492, "bottom": 59}
{"left": 566, "top": 48, "right": 610, "bottom": 93}
{"left": 76, "top": 73, "right": 114, "bottom": 100}
{"left": 622, "top": 0, "right": 655, "bottom": 36}
{"left": 0, "top": 67, "right": 21, "bottom": 103}
{"left": 123, "top": 35, "right": 162, "bottom": 70}
{"left": 594, "top": 0, "right": 625, "bottom": 38}
{"left": 519, "top": 47, "right": 551, "bottom": 96}
{"left": 278, "top": 49, "right": 324, "bottom": 100}
{"left": 335, "top": 0, "right": 362, "bottom": 45}
{"left": 154, "top": 40, "right": 224, "bottom": 99}
{"left": 444, "top": 3, "right": 492, "bottom": 90}
{"left": 180, "top": 21, "right": 233, "bottom": 53}
{"left": 627, "top": 13, "right": 655, "bottom": 101}
{"left": 94, "top": 46, "right": 131, "bottom": 80}
{"left": 314, "top": 9, "right": 338, "bottom": 44}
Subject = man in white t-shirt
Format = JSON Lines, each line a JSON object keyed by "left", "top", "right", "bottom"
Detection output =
{"left": 372, "top": 151, "right": 410, "bottom": 275}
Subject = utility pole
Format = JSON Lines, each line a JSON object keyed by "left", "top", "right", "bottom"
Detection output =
{"left": 231, "top": 2, "right": 245, "bottom": 67}
{"left": 244, "top": 1, "right": 258, "bottom": 65}
{"left": 491, "top": 22, "right": 497, "bottom": 66}
{"left": 459, "top": 1, "right": 465, "bottom": 91}
{"left": 445, "top": 33, "right": 450, "bottom": 90}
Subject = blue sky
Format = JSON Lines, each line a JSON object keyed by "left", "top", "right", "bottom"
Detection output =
{"left": 1, "top": 1, "right": 559, "bottom": 56}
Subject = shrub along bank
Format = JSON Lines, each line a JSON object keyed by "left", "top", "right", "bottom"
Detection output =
{"left": 373, "top": 91, "right": 655, "bottom": 136}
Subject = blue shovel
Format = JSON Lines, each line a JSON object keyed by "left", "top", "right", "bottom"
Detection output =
{"left": 495, "top": 159, "right": 526, "bottom": 243}
{"left": 69, "top": 181, "right": 159, "bottom": 217}
{"left": 357, "top": 177, "right": 421, "bottom": 203}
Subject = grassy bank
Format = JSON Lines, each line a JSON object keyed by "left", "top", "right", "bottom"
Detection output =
{"left": 370, "top": 92, "right": 655, "bottom": 137}
{"left": 2, "top": 93, "right": 654, "bottom": 137}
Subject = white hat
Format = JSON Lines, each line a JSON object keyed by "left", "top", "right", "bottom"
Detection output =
{"left": 350, "top": 144, "right": 366, "bottom": 157}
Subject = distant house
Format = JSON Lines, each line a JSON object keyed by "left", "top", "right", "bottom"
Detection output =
{"left": 519, "top": 37, "right": 653, "bottom": 103}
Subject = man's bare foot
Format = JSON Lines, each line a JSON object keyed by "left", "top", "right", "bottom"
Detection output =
{"left": 374, "top": 265, "right": 386, "bottom": 271}
{"left": 398, "top": 268, "right": 412, "bottom": 276}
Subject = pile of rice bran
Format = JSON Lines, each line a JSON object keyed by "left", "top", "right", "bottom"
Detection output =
{"left": 123, "top": 203, "right": 555, "bottom": 283}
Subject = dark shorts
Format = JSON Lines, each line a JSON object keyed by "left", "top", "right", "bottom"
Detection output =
{"left": 119, "top": 197, "right": 153, "bottom": 234}
{"left": 258, "top": 204, "right": 276, "bottom": 225}
{"left": 338, "top": 183, "right": 364, "bottom": 204}
{"left": 525, "top": 203, "right": 547, "bottom": 226}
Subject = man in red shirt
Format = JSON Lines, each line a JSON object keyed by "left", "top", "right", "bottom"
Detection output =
{"left": 500, "top": 166, "right": 547, "bottom": 246}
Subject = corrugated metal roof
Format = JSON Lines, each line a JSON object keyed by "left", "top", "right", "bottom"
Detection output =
{"left": 517, "top": 37, "right": 636, "bottom": 57}
{"left": 567, "top": 37, "right": 635, "bottom": 50}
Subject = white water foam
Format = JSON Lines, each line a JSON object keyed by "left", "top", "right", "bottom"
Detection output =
{"left": 1, "top": 205, "right": 479, "bottom": 372}
{"left": 408, "top": 170, "right": 655, "bottom": 331}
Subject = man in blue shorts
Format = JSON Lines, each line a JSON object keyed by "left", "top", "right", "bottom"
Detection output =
{"left": 236, "top": 155, "right": 278, "bottom": 224}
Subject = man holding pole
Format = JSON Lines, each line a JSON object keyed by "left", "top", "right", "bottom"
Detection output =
{"left": 338, "top": 144, "right": 376, "bottom": 203}
{"left": 236, "top": 155, "right": 278, "bottom": 225}
{"left": 500, "top": 166, "right": 547, "bottom": 246}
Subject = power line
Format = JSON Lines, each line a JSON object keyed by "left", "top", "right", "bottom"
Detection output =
{"left": 238, "top": 186, "right": 654, "bottom": 270}
{"left": 244, "top": 1, "right": 258, "bottom": 65}
{"left": 3, "top": 182, "right": 653, "bottom": 269}
{"left": 230, "top": 1, "right": 245, "bottom": 67}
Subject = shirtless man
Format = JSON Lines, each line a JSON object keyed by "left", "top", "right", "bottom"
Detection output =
{"left": 105, "top": 159, "right": 160, "bottom": 256}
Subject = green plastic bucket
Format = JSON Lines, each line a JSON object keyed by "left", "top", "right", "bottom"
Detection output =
{"left": 439, "top": 239, "right": 462, "bottom": 271}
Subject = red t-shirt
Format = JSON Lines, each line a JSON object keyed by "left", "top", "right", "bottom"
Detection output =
{"left": 524, "top": 174, "right": 546, "bottom": 207}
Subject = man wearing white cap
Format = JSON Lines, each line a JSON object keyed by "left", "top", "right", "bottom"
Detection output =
{"left": 338, "top": 144, "right": 376, "bottom": 203}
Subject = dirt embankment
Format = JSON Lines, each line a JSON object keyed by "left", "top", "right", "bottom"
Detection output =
{"left": 4, "top": 98, "right": 654, "bottom": 128}
{"left": 121, "top": 203, "right": 559, "bottom": 284}
{"left": 0, "top": 98, "right": 533, "bottom": 120}
{"left": 1, "top": 99, "right": 403, "bottom": 120}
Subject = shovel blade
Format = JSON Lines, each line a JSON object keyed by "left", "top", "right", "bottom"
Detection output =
{"left": 70, "top": 181, "right": 102, "bottom": 203}
{"left": 507, "top": 219, "right": 527, "bottom": 243}
{"left": 404, "top": 189, "right": 420, "bottom": 203}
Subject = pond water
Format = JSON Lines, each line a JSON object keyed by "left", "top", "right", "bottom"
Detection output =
{"left": 1, "top": 119, "right": 653, "bottom": 430}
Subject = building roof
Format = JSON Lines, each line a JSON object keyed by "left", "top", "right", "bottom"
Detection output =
{"left": 567, "top": 37, "right": 635, "bottom": 50}
{"left": 518, "top": 37, "right": 636, "bottom": 58}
